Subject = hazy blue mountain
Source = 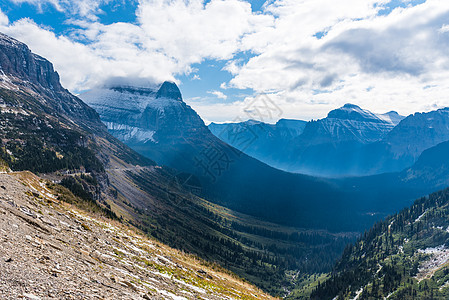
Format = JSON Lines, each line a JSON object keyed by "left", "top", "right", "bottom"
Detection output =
{"left": 209, "top": 103, "right": 405, "bottom": 177}
{"left": 400, "top": 140, "right": 449, "bottom": 189}
{"left": 383, "top": 107, "right": 449, "bottom": 162}
{"left": 286, "top": 105, "right": 449, "bottom": 178}
{"left": 208, "top": 118, "right": 306, "bottom": 167}
{"left": 301, "top": 104, "right": 403, "bottom": 144}
{"left": 281, "top": 104, "right": 405, "bottom": 176}
{"left": 212, "top": 103, "right": 449, "bottom": 179}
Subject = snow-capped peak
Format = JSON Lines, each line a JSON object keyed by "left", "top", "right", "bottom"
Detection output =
{"left": 81, "top": 81, "right": 184, "bottom": 115}
{"left": 378, "top": 111, "right": 403, "bottom": 125}
{"left": 327, "top": 103, "right": 404, "bottom": 125}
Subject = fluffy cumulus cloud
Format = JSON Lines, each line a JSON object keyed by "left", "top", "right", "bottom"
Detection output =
{"left": 0, "top": 9, "right": 8, "bottom": 26}
{"left": 226, "top": 0, "right": 449, "bottom": 119}
{"left": 208, "top": 90, "right": 227, "bottom": 100}
{"left": 137, "top": 0, "right": 272, "bottom": 64}
{"left": 2, "top": 0, "right": 449, "bottom": 121}
{"left": 0, "top": 0, "right": 271, "bottom": 92}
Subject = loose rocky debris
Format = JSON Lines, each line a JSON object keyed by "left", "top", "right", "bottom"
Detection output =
{"left": 416, "top": 245, "right": 449, "bottom": 281}
{"left": 0, "top": 172, "right": 273, "bottom": 300}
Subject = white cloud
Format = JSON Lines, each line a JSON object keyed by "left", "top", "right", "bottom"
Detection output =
{"left": 3, "top": 0, "right": 449, "bottom": 122}
{"left": 224, "top": 0, "right": 449, "bottom": 119}
{"left": 208, "top": 90, "right": 228, "bottom": 100}
{"left": 222, "top": 59, "right": 243, "bottom": 75}
{"left": 439, "top": 24, "right": 449, "bottom": 33}
{"left": 0, "top": 9, "right": 9, "bottom": 26}
{"left": 136, "top": 0, "right": 272, "bottom": 66}
{"left": 0, "top": 0, "right": 271, "bottom": 92}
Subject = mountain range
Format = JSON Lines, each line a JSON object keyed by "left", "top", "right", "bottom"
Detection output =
{"left": 209, "top": 103, "right": 449, "bottom": 178}
{"left": 4, "top": 30, "right": 449, "bottom": 298}
{"left": 79, "top": 82, "right": 449, "bottom": 233}
{"left": 0, "top": 31, "right": 361, "bottom": 296}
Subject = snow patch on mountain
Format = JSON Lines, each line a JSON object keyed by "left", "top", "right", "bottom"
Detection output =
{"left": 104, "top": 121, "right": 156, "bottom": 143}
{"left": 82, "top": 86, "right": 185, "bottom": 114}
{"left": 308, "top": 104, "right": 405, "bottom": 143}
{"left": 82, "top": 87, "right": 157, "bottom": 113}
{"left": 80, "top": 82, "right": 207, "bottom": 146}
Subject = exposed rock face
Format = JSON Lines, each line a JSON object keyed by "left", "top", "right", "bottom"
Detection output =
{"left": 156, "top": 81, "right": 182, "bottom": 101}
{"left": 0, "top": 33, "right": 63, "bottom": 92}
{"left": 299, "top": 103, "right": 404, "bottom": 145}
{"left": 0, "top": 33, "right": 101, "bottom": 130}
{"left": 384, "top": 108, "right": 449, "bottom": 159}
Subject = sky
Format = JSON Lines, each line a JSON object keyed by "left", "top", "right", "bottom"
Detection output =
{"left": 0, "top": 0, "right": 448, "bottom": 123}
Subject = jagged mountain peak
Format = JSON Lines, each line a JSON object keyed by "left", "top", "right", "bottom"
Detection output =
{"left": 326, "top": 103, "right": 405, "bottom": 126}
{"left": 243, "top": 119, "right": 264, "bottom": 125}
{"left": 0, "top": 32, "right": 25, "bottom": 48}
{"left": 0, "top": 32, "right": 63, "bottom": 91}
{"left": 327, "top": 103, "right": 383, "bottom": 123}
{"left": 437, "top": 107, "right": 449, "bottom": 113}
{"left": 385, "top": 110, "right": 399, "bottom": 115}
{"left": 0, "top": 32, "right": 102, "bottom": 130}
{"left": 378, "top": 110, "right": 404, "bottom": 125}
{"left": 342, "top": 103, "right": 361, "bottom": 109}
{"left": 156, "top": 81, "right": 182, "bottom": 101}
{"left": 80, "top": 80, "right": 206, "bottom": 145}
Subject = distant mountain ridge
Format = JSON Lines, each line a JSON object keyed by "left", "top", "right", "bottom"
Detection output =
{"left": 310, "top": 103, "right": 403, "bottom": 144}
{"left": 210, "top": 103, "right": 406, "bottom": 176}
{"left": 210, "top": 103, "right": 449, "bottom": 178}
{"left": 384, "top": 107, "right": 449, "bottom": 159}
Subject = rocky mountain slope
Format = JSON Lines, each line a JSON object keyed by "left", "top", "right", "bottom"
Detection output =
{"left": 0, "top": 33, "right": 103, "bottom": 132}
{"left": 0, "top": 171, "right": 272, "bottom": 299}
{"left": 309, "top": 187, "right": 449, "bottom": 300}
{"left": 82, "top": 83, "right": 208, "bottom": 147}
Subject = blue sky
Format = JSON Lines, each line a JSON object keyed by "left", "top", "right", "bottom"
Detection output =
{"left": 1, "top": 0, "right": 449, "bottom": 123}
